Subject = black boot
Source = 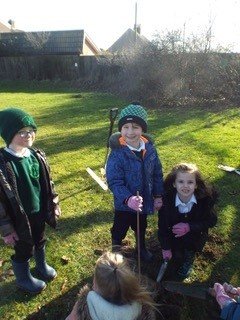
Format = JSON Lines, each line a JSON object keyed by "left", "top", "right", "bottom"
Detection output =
{"left": 177, "top": 250, "right": 195, "bottom": 279}
{"left": 135, "top": 232, "right": 153, "bottom": 262}
{"left": 12, "top": 259, "right": 46, "bottom": 294}
{"left": 112, "top": 239, "right": 122, "bottom": 252}
{"left": 34, "top": 246, "right": 57, "bottom": 281}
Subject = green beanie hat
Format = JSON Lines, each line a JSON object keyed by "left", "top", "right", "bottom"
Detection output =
{"left": 118, "top": 103, "right": 148, "bottom": 132}
{"left": 0, "top": 108, "right": 37, "bottom": 145}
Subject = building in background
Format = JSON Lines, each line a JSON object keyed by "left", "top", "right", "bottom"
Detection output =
{"left": 0, "top": 21, "right": 11, "bottom": 33}
{"left": 108, "top": 28, "right": 151, "bottom": 54}
{"left": 0, "top": 29, "right": 100, "bottom": 57}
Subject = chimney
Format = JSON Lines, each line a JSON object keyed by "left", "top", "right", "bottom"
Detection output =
{"left": 8, "top": 19, "right": 15, "bottom": 31}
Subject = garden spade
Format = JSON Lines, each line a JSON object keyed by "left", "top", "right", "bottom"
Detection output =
{"left": 86, "top": 108, "right": 118, "bottom": 191}
{"left": 100, "top": 108, "right": 118, "bottom": 178}
{"left": 162, "top": 281, "right": 210, "bottom": 300}
{"left": 156, "top": 259, "right": 169, "bottom": 283}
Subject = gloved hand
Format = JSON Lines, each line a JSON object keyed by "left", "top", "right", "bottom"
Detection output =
{"left": 154, "top": 197, "right": 163, "bottom": 211}
{"left": 172, "top": 222, "right": 190, "bottom": 238}
{"left": 127, "top": 196, "right": 143, "bottom": 212}
{"left": 3, "top": 231, "right": 19, "bottom": 246}
{"left": 162, "top": 249, "right": 172, "bottom": 260}
{"left": 213, "top": 283, "right": 235, "bottom": 309}
{"left": 54, "top": 204, "right": 61, "bottom": 219}
{"left": 223, "top": 282, "right": 240, "bottom": 297}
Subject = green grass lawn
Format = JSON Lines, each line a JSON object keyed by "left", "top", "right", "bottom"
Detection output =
{"left": 0, "top": 81, "right": 239, "bottom": 320}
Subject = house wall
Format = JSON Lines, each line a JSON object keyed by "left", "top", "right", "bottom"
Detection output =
{"left": 82, "top": 43, "right": 96, "bottom": 56}
{"left": 0, "top": 22, "right": 10, "bottom": 32}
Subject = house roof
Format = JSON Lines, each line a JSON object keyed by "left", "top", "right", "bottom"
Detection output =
{"left": 0, "top": 21, "right": 10, "bottom": 32}
{"left": 108, "top": 28, "right": 151, "bottom": 53}
{"left": 0, "top": 30, "right": 100, "bottom": 56}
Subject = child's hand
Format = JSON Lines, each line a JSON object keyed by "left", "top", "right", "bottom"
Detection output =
{"left": 162, "top": 249, "right": 172, "bottom": 260}
{"left": 172, "top": 222, "right": 190, "bottom": 237}
{"left": 127, "top": 196, "right": 143, "bottom": 212}
{"left": 54, "top": 205, "right": 61, "bottom": 219}
{"left": 223, "top": 283, "right": 240, "bottom": 298}
{"left": 212, "top": 283, "right": 235, "bottom": 309}
{"left": 154, "top": 197, "right": 163, "bottom": 211}
{"left": 3, "top": 231, "right": 19, "bottom": 246}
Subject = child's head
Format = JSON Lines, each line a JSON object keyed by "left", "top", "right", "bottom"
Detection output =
{"left": 0, "top": 108, "right": 37, "bottom": 146}
{"left": 93, "top": 251, "right": 153, "bottom": 306}
{"left": 165, "top": 163, "right": 210, "bottom": 199}
{"left": 118, "top": 103, "right": 148, "bottom": 133}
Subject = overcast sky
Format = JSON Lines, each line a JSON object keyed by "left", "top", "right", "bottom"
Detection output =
{"left": 1, "top": 0, "right": 240, "bottom": 51}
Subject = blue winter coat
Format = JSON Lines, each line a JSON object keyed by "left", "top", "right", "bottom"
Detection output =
{"left": 106, "top": 133, "right": 164, "bottom": 214}
{"left": 221, "top": 300, "right": 240, "bottom": 320}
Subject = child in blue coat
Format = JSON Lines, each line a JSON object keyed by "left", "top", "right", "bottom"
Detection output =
{"left": 106, "top": 103, "right": 164, "bottom": 262}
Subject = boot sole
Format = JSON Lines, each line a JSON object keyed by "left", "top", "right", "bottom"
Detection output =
{"left": 17, "top": 283, "right": 46, "bottom": 294}
{"left": 35, "top": 268, "right": 57, "bottom": 282}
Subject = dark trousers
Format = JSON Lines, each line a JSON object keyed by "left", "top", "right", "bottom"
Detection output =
{"left": 12, "top": 214, "right": 46, "bottom": 262}
{"left": 111, "top": 210, "right": 147, "bottom": 242}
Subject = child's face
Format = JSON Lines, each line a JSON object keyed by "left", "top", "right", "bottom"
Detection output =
{"left": 173, "top": 171, "right": 197, "bottom": 203}
{"left": 10, "top": 126, "right": 36, "bottom": 149}
{"left": 121, "top": 122, "right": 143, "bottom": 148}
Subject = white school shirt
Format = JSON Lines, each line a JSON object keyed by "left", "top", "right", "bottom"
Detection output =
{"left": 126, "top": 138, "right": 145, "bottom": 151}
{"left": 175, "top": 194, "right": 197, "bottom": 214}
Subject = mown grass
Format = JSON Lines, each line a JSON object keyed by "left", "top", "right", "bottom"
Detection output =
{"left": 0, "top": 80, "right": 239, "bottom": 320}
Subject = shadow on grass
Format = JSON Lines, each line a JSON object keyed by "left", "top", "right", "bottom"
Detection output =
{"left": 0, "top": 276, "right": 93, "bottom": 320}
{"left": 21, "top": 89, "right": 238, "bottom": 159}
{"left": 55, "top": 208, "right": 113, "bottom": 238}
{"left": 207, "top": 172, "right": 240, "bottom": 283}
{"left": 0, "top": 280, "right": 38, "bottom": 307}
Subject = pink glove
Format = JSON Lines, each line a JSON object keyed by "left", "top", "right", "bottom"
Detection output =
{"left": 154, "top": 197, "right": 163, "bottom": 211}
{"left": 214, "top": 283, "right": 235, "bottom": 309}
{"left": 162, "top": 249, "right": 172, "bottom": 260}
{"left": 223, "top": 283, "right": 240, "bottom": 297}
{"left": 127, "top": 196, "right": 143, "bottom": 212}
{"left": 172, "top": 222, "right": 190, "bottom": 238}
{"left": 3, "top": 231, "right": 19, "bottom": 246}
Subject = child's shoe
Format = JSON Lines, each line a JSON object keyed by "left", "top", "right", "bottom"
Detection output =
{"left": 140, "top": 247, "right": 153, "bottom": 262}
{"left": 112, "top": 239, "right": 122, "bottom": 252}
{"left": 12, "top": 259, "right": 46, "bottom": 294}
{"left": 34, "top": 246, "right": 57, "bottom": 281}
{"left": 177, "top": 250, "right": 195, "bottom": 279}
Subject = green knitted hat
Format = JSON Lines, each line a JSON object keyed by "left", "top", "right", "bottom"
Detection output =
{"left": 0, "top": 107, "right": 37, "bottom": 145}
{"left": 118, "top": 103, "right": 148, "bottom": 132}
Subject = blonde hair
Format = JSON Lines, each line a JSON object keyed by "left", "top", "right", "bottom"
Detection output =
{"left": 164, "top": 162, "right": 216, "bottom": 199}
{"left": 94, "top": 251, "right": 155, "bottom": 307}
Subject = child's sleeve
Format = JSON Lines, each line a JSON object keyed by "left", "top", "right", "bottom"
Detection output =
{"left": 188, "top": 197, "right": 217, "bottom": 232}
{"left": 106, "top": 152, "right": 132, "bottom": 203}
{"left": 153, "top": 151, "right": 164, "bottom": 196}
{"left": 158, "top": 203, "right": 172, "bottom": 250}
{"left": 220, "top": 301, "right": 240, "bottom": 320}
{"left": 0, "top": 196, "right": 15, "bottom": 238}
